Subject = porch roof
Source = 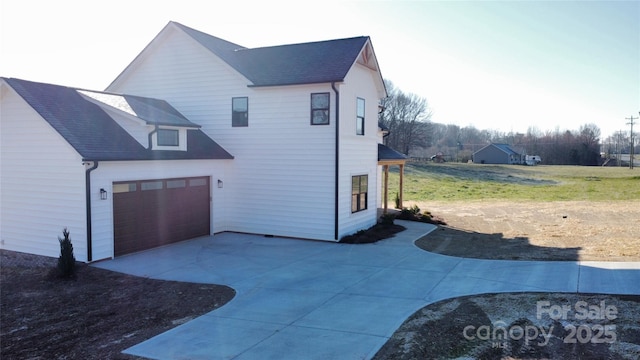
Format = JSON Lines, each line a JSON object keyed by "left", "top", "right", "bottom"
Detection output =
{"left": 378, "top": 143, "right": 407, "bottom": 164}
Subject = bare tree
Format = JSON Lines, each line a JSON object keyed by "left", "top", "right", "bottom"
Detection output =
{"left": 579, "top": 123, "right": 601, "bottom": 148}
{"left": 578, "top": 123, "right": 601, "bottom": 165}
{"left": 379, "top": 79, "right": 432, "bottom": 155}
{"left": 524, "top": 126, "right": 543, "bottom": 156}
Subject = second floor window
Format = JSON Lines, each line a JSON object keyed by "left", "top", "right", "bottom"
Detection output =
{"left": 232, "top": 97, "right": 248, "bottom": 127}
{"left": 356, "top": 97, "right": 365, "bottom": 135}
{"left": 311, "top": 93, "right": 330, "bottom": 125}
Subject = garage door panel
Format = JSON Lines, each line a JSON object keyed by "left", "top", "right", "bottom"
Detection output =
{"left": 113, "top": 177, "right": 210, "bottom": 256}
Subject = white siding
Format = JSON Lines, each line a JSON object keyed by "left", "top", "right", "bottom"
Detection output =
{"left": 89, "top": 160, "right": 231, "bottom": 261}
{"left": 376, "top": 128, "right": 383, "bottom": 208}
{"left": 221, "top": 85, "right": 336, "bottom": 240}
{"left": 336, "top": 64, "right": 383, "bottom": 239}
{"left": 1, "top": 83, "right": 88, "bottom": 261}
{"left": 108, "top": 28, "right": 338, "bottom": 241}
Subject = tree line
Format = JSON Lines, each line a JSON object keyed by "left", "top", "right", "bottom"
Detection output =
{"left": 378, "top": 79, "right": 627, "bottom": 166}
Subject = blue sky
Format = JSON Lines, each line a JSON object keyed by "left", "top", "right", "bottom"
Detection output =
{"left": 1, "top": 0, "right": 638, "bottom": 138}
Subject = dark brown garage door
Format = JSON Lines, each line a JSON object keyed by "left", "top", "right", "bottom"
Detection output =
{"left": 113, "top": 177, "right": 210, "bottom": 256}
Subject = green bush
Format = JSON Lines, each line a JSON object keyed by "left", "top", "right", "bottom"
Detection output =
{"left": 57, "top": 228, "right": 76, "bottom": 278}
{"left": 400, "top": 204, "right": 421, "bottom": 218}
{"left": 397, "top": 206, "right": 447, "bottom": 225}
{"left": 379, "top": 213, "right": 396, "bottom": 226}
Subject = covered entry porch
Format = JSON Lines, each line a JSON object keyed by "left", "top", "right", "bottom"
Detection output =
{"left": 378, "top": 143, "right": 408, "bottom": 214}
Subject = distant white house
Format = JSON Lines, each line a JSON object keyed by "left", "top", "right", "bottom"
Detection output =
{"left": 472, "top": 143, "right": 523, "bottom": 165}
{"left": 525, "top": 155, "right": 542, "bottom": 165}
{"left": 1, "top": 21, "right": 406, "bottom": 262}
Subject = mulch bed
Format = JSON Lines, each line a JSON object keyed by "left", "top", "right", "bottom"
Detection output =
{"left": 0, "top": 250, "right": 235, "bottom": 359}
{"left": 374, "top": 292, "right": 640, "bottom": 359}
{"left": 339, "top": 224, "right": 406, "bottom": 244}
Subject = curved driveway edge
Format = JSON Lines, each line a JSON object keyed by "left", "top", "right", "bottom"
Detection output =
{"left": 93, "top": 220, "right": 640, "bottom": 359}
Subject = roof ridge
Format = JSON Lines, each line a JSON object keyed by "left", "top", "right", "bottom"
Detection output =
{"left": 167, "top": 22, "right": 371, "bottom": 87}
{"left": 5, "top": 77, "right": 158, "bottom": 102}
{"left": 237, "top": 36, "right": 370, "bottom": 52}
{"left": 170, "top": 21, "right": 246, "bottom": 51}
{"left": 170, "top": 21, "right": 368, "bottom": 52}
{"left": 5, "top": 77, "right": 77, "bottom": 91}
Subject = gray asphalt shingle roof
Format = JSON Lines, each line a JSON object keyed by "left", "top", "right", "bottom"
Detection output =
{"left": 378, "top": 143, "right": 407, "bottom": 161}
{"left": 173, "top": 22, "right": 369, "bottom": 87}
{"left": 4, "top": 77, "right": 233, "bottom": 161}
{"left": 78, "top": 90, "right": 201, "bottom": 128}
{"left": 492, "top": 143, "right": 521, "bottom": 155}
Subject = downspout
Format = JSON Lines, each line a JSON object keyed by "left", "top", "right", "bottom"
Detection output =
{"left": 148, "top": 125, "right": 159, "bottom": 149}
{"left": 332, "top": 82, "right": 340, "bottom": 240}
{"left": 85, "top": 161, "right": 99, "bottom": 262}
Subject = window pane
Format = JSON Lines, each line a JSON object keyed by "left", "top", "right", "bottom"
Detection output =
{"left": 356, "top": 118, "right": 364, "bottom": 135}
{"left": 311, "top": 93, "right": 329, "bottom": 109}
{"left": 141, "top": 181, "right": 163, "bottom": 191}
{"left": 312, "top": 110, "right": 329, "bottom": 125}
{"left": 356, "top": 98, "right": 365, "bottom": 135}
{"left": 360, "top": 193, "right": 367, "bottom": 210}
{"left": 157, "top": 129, "right": 179, "bottom": 146}
{"left": 232, "top": 112, "right": 248, "bottom": 127}
{"left": 167, "top": 179, "right": 186, "bottom": 189}
{"left": 232, "top": 97, "right": 248, "bottom": 127}
{"left": 351, "top": 175, "right": 368, "bottom": 212}
{"left": 189, "top": 178, "right": 207, "bottom": 187}
{"left": 357, "top": 98, "right": 365, "bottom": 117}
{"left": 113, "top": 183, "right": 136, "bottom": 193}
{"left": 311, "top": 93, "right": 329, "bottom": 125}
{"left": 232, "top": 97, "right": 248, "bottom": 111}
{"left": 352, "top": 176, "right": 360, "bottom": 194}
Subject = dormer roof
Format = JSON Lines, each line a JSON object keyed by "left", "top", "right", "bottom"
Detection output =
{"left": 78, "top": 90, "right": 201, "bottom": 128}
{"left": 3, "top": 77, "right": 232, "bottom": 161}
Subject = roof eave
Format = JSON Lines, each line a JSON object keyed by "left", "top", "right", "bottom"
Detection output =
{"left": 82, "top": 154, "right": 235, "bottom": 162}
{"left": 147, "top": 121, "right": 201, "bottom": 129}
{"left": 247, "top": 79, "right": 345, "bottom": 88}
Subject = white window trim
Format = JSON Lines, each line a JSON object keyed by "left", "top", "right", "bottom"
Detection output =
{"left": 152, "top": 126, "right": 187, "bottom": 151}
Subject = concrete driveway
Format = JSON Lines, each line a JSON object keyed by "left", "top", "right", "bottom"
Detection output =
{"left": 93, "top": 220, "right": 640, "bottom": 359}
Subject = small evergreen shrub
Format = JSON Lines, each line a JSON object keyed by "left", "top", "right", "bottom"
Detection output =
{"left": 380, "top": 213, "right": 396, "bottom": 227}
{"left": 57, "top": 228, "right": 76, "bottom": 278}
{"left": 394, "top": 192, "right": 400, "bottom": 209}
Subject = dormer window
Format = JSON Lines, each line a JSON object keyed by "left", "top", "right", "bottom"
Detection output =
{"left": 152, "top": 127, "right": 187, "bottom": 151}
{"left": 157, "top": 129, "right": 179, "bottom": 146}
